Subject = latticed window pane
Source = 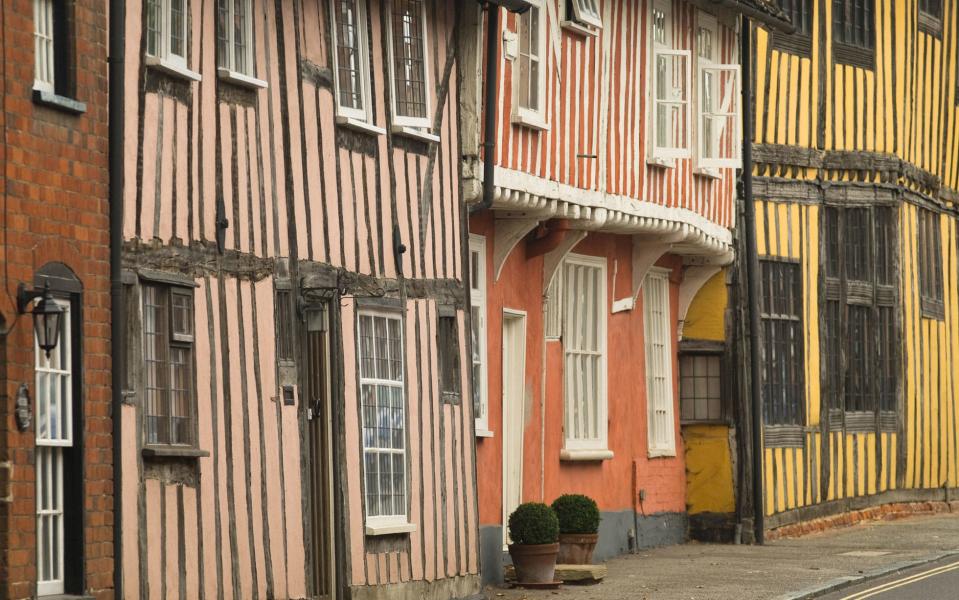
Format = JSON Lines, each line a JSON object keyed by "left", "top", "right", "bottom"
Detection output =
{"left": 390, "top": 0, "right": 428, "bottom": 121}
{"left": 517, "top": 5, "right": 542, "bottom": 112}
{"left": 679, "top": 354, "right": 722, "bottom": 422}
{"left": 146, "top": 0, "right": 188, "bottom": 63}
{"left": 146, "top": 0, "right": 162, "bottom": 57}
{"left": 644, "top": 270, "right": 675, "bottom": 453}
{"left": 918, "top": 208, "right": 943, "bottom": 315}
{"left": 218, "top": 0, "right": 254, "bottom": 75}
{"left": 570, "top": 0, "right": 602, "bottom": 28}
{"left": 563, "top": 257, "right": 607, "bottom": 448}
{"left": 359, "top": 313, "right": 406, "bottom": 520}
{"left": 275, "top": 289, "right": 294, "bottom": 361}
{"left": 469, "top": 237, "right": 488, "bottom": 430}
{"left": 143, "top": 285, "right": 196, "bottom": 446}
{"left": 653, "top": 50, "right": 690, "bottom": 156}
{"left": 833, "top": 0, "right": 874, "bottom": 50}
{"left": 919, "top": 0, "right": 941, "bottom": 18}
{"left": 844, "top": 208, "right": 872, "bottom": 281}
{"left": 335, "top": 0, "right": 366, "bottom": 112}
{"left": 34, "top": 0, "right": 56, "bottom": 91}
{"left": 36, "top": 300, "right": 72, "bottom": 445}
{"left": 699, "top": 65, "right": 740, "bottom": 166}
{"left": 780, "top": 0, "right": 813, "bottom": 35}
{"left": 760, "top": 261, "right": 804, "bottom": 426}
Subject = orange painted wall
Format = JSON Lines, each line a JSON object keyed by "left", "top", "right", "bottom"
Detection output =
{"left": 472, "top": 214, "right": 687, "bottom": 526}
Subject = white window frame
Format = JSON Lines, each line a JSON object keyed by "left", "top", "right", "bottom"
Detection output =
{"left": 544, "top": 267, "right": 563, "bottom": 340}
{"left": 36, "top": 299, "right": 71, "bottom": 597}
{"left": 561, "top": 254, "right": 610, "bottom": 457}
{"left": 469, "top": 235, "right": 492, "bottom": 437}
{"left": 644, "top": 268, "right": 676, "bottom": 457}
{"left": 33, "top": 0, "right": 56, "bottom": 93}
{"left": 386, "top": 0, "right": 432, "bottom": 130}
{"left": 695, "top": 13, "right": 741, "bottom": 170}
{"left": 217, "top": 0, "right": 266, "bottom": 87}
{"left": 512, "top": 0, "right": 548, "bottom": 129}
{"left": 357, "top": 310, "right": 414, "bottom": 535}
{"left": 569, "top": 0, "right": 603, "bottom": 29}
{"left": 649, "top": 0, "right": 691, "bottom": 160}
{"left": 144, "top": 0, "right": 200, "bottom": 81}
{"left": 330, "top": 0, "right": 373, "bottom": 122}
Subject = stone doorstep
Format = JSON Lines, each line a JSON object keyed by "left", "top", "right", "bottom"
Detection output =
{"left": 504, "top": 563, "right": 608, "bottom": 585}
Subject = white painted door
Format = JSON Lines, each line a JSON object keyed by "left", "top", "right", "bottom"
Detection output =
{"left": 36, "top": 299, "right": 71, "bottom": 596}
{"left": 502, "top": 310, "right": 526, "bottom": 546}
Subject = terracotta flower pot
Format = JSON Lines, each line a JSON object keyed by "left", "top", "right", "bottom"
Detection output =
{"left": 508, "top": 542, "right": 559, "bottom": 583}
{"left": 557, "top": 532, "right": 598, "bottom": 564}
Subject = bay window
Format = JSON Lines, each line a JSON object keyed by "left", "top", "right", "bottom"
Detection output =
{"left": 696, "top": 15, "right": 741, "bottom": 169}
{"left": 388, "top": 0, "right": 431, "bottom": 130}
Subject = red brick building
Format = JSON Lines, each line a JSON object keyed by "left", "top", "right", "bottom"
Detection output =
{"left": 0, "top": 0, "right": 112, "bottom": 598}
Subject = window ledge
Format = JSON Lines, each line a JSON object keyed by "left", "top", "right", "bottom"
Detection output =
{"left": 560, "top": 448, "right": 614, "bottom": 461}
{"left": 391, "top": 125, "right": 440, "bottom": 144}
{"left": 217, "top": 68, "right": 268, "bottom": 90}
{"left": 142, "top": 447, "right": 210, "bottom": 459}
{"left": 146, "top": 56, "right": 201, "bottom": 82}
{"left": 32, "top": 89, "right": 86, "bottom": 115}
{"left": 512, "top": 111, "right": 549, "bottom": 132}
{"left": 365, "top": 521, "right": 416, "bottom": 536}
{"left": 475, "top": 427, "right": 495, "bottom": 438}
{"left": 647, "top": 448, "right": 676, "bottom": 459}
{"left": 560, "top": 20, "right": 599, "bottom": 37}
{"left": 694, "top": 166, "right": 722, "bottom": 180}
{"left": 647, "top": 156, "right": 676, "bottom": 169}
{"left": 336, "top": 115, "right": 386, "bottom": 136}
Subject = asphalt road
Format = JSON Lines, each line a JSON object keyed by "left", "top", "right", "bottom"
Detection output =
{"left": 819, "top": 556, "right": 959, "bottom": 599}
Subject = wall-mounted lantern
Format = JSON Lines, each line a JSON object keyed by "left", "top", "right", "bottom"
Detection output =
{"left": 17, "top": 282, "right": 63, "bottom": 357}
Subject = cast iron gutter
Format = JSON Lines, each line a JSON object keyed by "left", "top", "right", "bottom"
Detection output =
{"left": 471, "top": 1, "right": 500, "bottom": 214}
{"left": 109, "top": 0, "right": 125, "bottom": 593}
{"left": 740, "top": 14, "right": 765, "bottom": 545}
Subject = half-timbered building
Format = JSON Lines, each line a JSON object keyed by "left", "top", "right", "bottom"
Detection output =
{"left": 731, "top": 0, "right": 959, "bottom": 540}
{"left": 117, "top": 1, "right": 479, "bottom": 598}
{"left": 460, "top": 0, "right": 789, "bottom": 584}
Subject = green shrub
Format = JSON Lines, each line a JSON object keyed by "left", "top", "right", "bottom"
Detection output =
{"left": 508, "top": 502, "right": 559, "bottom": 545}
{"left": 551, "top": 494, "right": 600, "bottom": 534}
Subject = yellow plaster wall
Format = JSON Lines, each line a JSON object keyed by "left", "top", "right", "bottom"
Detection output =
{"left": 684, "top": 424, "right": 736, "bottom": 515}
{"left": 683, "top": 271, "right": 727, "bottom": 342}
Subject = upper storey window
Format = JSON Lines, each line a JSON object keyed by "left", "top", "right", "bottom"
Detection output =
{"left": 832, "top": 0, "right": 875, "bottom": 68}
{"left": 331, "top": 0, "right": 373, "bottom": 122}
{"left": 918, "top": 0, "right": 942, "bottom": 36}
{"left": 650, "top": 0, "right": 691, "bottom": 160}
{"left": 773, "top": 0, "right": 813, "bottom": 56}
{"left": 33, "top": 0, "right": 84, "bottom": 111}
{"left": 514, "top": 0, "right": 547, "bottom": 128}
{"left": 33, "top": 0, "right": 58, "bottom": 93}
{"left": 568, "top": 0, "right": 602, "bottom": 29}
{"left": 388, "top": 0, "right": 431, "bottom": 130}
{"left": 696, "top": 14, "right": 741, "bottom": 170}
{"left": 146, "top": 0, "right": 201, "bottom": 80}
{"left": 218, "top": 0, "right": 266, "bottom": 87}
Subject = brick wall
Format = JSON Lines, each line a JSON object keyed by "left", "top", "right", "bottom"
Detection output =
{"left": 0, "top": 0, "right": 112, "bottom": 597}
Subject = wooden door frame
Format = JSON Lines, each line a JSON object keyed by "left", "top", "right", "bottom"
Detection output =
{"left": 501, "top": 308, "right": 527, "bottom": 547}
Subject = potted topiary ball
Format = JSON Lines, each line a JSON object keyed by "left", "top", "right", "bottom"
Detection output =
{"left": 551, "top": 494, "right": 601, "bottom": 564}
{"left": 507, "top": 502, "right": 560, "bottom": 584}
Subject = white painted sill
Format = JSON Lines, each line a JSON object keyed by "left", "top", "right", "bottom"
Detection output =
{"left": 647, "top": 156, "right": 678, "bottom": 168}
{"left": 693, "top": 166, "right": 722, "bottom": 180}
{"left": 335, "top": 115, "right": 386, "bottom": 136}
{"left": 145, "top": 56, "right": 201, "bottom": 82}
{"left": 475, "top": 428, "right": 495, "bottom": 438}
{"left": 217, "top": 68, "right": 268, "bottom": 89}
{"left": 511, "top": 111, "right": 549, "bottom": 132}
{"left": 648, "top": 448, "right": 677, "bottom": 459}
{"left": 560, "top": 448, "right": 614, "bottom": 461}
{"left": 561, "top": 20, "right": 599, "bottom": 37}
{"left": 365, "top": 521, "right": 417, "bottom": 536}
{"left": 391, "top": 125, "right": 440, "bottom": 143}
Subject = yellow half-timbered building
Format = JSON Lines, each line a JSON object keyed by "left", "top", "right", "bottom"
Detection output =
{"left": 745, "top": 0, "right": 959, "bottom": 531}
{"left": 685, "top": 0, "right": 959, "bottom": 540}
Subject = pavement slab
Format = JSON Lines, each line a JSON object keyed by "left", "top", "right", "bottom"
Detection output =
{"left": 483, "top": 514, "right": 959, "bottom": 600}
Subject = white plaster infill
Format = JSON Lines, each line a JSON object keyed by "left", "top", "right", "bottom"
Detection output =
{"left": 467, "top": 164, "right": 735, "bottom": 258}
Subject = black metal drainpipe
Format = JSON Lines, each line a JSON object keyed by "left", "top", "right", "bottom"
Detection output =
{"left": 109, "top": 0, "right": 126, "bottom": 594}
{"left": 471, "top": 1, "right": 499, "bottom": 214}
{"left": 740, "top": 14, "right": 765, "bottom": 545}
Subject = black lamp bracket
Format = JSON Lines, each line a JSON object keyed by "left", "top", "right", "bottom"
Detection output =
{"left": 16, "top": 282, "right": 49, "bottom": 314}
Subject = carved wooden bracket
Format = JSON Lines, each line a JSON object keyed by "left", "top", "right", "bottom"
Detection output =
{"left": 676, "top": 265, "right": 722, "bottom": 340}
{"left": 542, "top": 230, "right": 588, "bottom": 294}
{"left": 630, "top": 232, "right": 686, "bottom": 304}
{"left": 492, "top": 217, "right": 540, "bottom": 282}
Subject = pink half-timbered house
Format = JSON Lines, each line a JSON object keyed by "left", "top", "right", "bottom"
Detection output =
{"left": 118, "top": 1, "right": 479, "bottom": 598}
{"left": 460, "top": 0, "right": 788, "bottom": 584}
